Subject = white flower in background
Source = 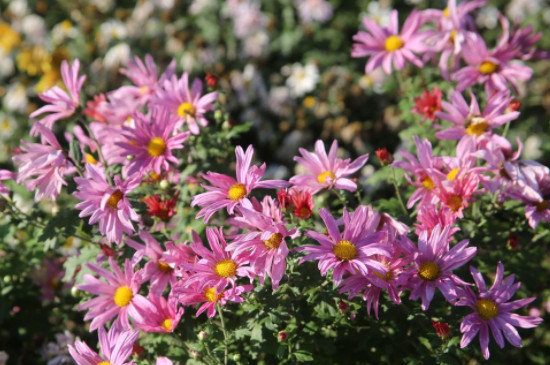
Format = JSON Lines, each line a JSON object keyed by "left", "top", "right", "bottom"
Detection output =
{"left": 295, "top": 0, "right": 333, "bottom": 24}
{"left": 285, "top": 62, "right": 319, "bottom": 97}
{"left": 230, "top": 64, "right": 268, "bottom": 106}
{"left": 152, "top": 0, "right": 175, "bottom": 10}
{"left": 189, "top": 0, "right": 217, "bottom": 15}
{"left": 41, "top": 331, "right": 74, "bottom": 365}
{"left": 129, "top": 1, "right": 154, "bottom": 23}
{"left": 0, "top": 351, "right": 8, "bottom": 365}
{"left": 506, "top": 0, "right": 543, "bottom": 21}
{"left": 98, "top": 20, "right": 128, "bottom": 48}
{"left": 243, "top": 30, "right": 269, "bottom": 58}
{"left": 7, "top": 0, "right": 27, "bottom": 19}
{"left": 523, "top": 135, "right": 543, "bottom": 160}
{"left": 90, "top": 0, "right": 114, "bottom": 13}
{"left": 0, "top": 50, "right": 15, "bottom": 79}
{"left": 58, "top": 236, "right": 81, "bottom": 257}
{"left": 476, "top": 6, "right": 499, "bottom": 29}
{"left": 103, "top": 43, "right": 130, "bottom": 70}
{"left": 21, "top": 14, "right": 46, "bottom": 44}
{"left": 0, "top": 112, "right": 17, "bottom": 140}
{"left": 180, "top": 52, "right": 197, "bottom": 72}
{"left": 268, "top": 86, "right": 292, "bottom": 116}
{"left": 358, "top": 67, "right": 386, "bottom": 94}
{"left": 51, "top": 20, "right": 78, "bottom": 44}
{"left": 227, "top": 0, "right": 267, "bottom": 39}
{"left": 360, "top": 1, "right": 392, "bottom": 27}
{"left": 3, "top": 83, "right": 28, "bottom": 113}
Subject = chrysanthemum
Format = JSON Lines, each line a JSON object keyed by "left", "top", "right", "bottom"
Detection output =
{"left": 132, "top": 293, "right": 183, "bottom": 333}
{"left": 398, "top": 224, "right": 477, "bottom": 310}
{"left": 153, "top": 73, "right": 219, "bottom": 135}
{"left": 68, "top": 324, "right": 138, "bottom": 365}
{"left": 412, "top": 86, "right": 442, "bottom": 122}
{"left": 117, "top": 108, "right": 190, "bottom": 177}
{"left": 191, "top": 145, "right": 289, "bottom": 222}
{"left": 76, "top": 258, "right": 147, "bottom": 331}
{"left": 456, "top": 262, "right": 543, "bottom": 360}
{"left": 13, "top": 123, "right": 73, "bottom": 201}
{"left": 298, "top": 207, "right": 390, "bottom": 283}
{"left": 30, "top": 59, "right": 85, "bottom": 133}
{"left": 352, "top": 9, "right": 429, "bottom": 74}
{"left": 290, "top": 140, "right": 369, "bottom": 194}
{"left": 74, "top": 164, "right": 140, "bottom": 244}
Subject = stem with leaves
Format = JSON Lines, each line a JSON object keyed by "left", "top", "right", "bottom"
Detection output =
{"left": 391, "top": 168, "right": 409, "bottom": 216}
{"left": 217, "top": 304, "right": 229, "bottom": 365}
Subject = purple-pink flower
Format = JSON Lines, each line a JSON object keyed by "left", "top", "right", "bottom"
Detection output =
{"left": 132, "top": 293, "right": 183, "bottom": 333}
{"left": 0, "top": 169, "right": 15, "bottom": 195}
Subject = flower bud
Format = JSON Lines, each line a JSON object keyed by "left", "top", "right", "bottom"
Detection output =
{"left": 159, "top": 179, "right": 170, "bottom": 190}
{"left": 277, "top": 189, "right": 292, "bottom": 209}
{"left": 375, "top": 148, "right": 393, "bottom": 165}
{"left": 431, "top": 320, "right": 451, "bottom": 338}
{"left": 214, "top": 110, "right": 223, "bottom": 121}
{"left": 338, "top": 299, "right": 349, "bottom": 313}
{"left": 205, "top": 72, "right": 218, "bottom": 88}
{"left": 126, "top": 155, "right": 134, "bottom": 161}
{"left": 507, "top": 233, "right": 519, "bottom": 250}
{"left": 232, "top": 353, "right": 241, "bottom": 361}
{"left": 71, "top": 286, "right": 79, "bottom": 297}
{"left": 278, "top": 331, "right": 288, "bottom": 342}
{"left": 198, "top": 331, "right": 207, "bottom": 341}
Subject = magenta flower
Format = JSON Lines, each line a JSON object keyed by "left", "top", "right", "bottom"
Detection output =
{"left": 13, "top": 123, "right": 73, "bottom": 201}
{"left": 299, "top": 207, "right": 390, "bottom": 283}
{"left": 153, "top": 73, "right": 219, "bottom": 135}
{"left": 352, "top": 10, "right": 429, "bottom": 74}
{"left": 118, "top": 108, "right": 190, "bottom": 177}
{"left": 74, "top": 164, "right": 140, "bottom": 244}
{"left": 290, "top": 140, "right": 369, "bottom": 194}
{"left": 76, "top": 258, "right": 147, "bottom": 331}
{"left": 68, "top": 324, "right": 138, "bottom": 365}
{"left": 398, "top": 224, "right": 477, "bottom": 310}
{"left": 456, "top": 262, "right": 543, "bottom": 359}
{"left": 0, "top": 170, "right": 15, "bottom": 195}
{"left": 132, "top": 293, "right": 183, "bottom": 333}
{"left": 191, "top": 145, "right": 289, "bottom": 222}
{"left": 30, "top": 59, "right": 86, "bottom": 134}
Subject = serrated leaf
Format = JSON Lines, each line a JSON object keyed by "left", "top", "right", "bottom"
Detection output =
{"left": 63, "top": 244, "right": 100, "bottom": 283}
{"left": 293, "top": 351, "right": 313, "bottom": 362}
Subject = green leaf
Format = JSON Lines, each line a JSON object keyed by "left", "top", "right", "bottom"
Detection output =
{"left": 293, "top": 351, "right": 313, "bottom": 362}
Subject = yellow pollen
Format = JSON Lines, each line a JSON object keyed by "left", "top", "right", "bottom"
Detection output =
{"left": 50, "top": 278, "right": 61, "bottom": 290}
{"left": 333, "top": 240, "right": 357, "bottom": 261}
{"left": 85, "top": 153, "right": 98, "bottom": 164}
{"left": 228, "top": 183, "right": 247, "bottom": 201}
{"left": 421, "top": 176, "right": 435, "bottom": 190}
{"left": 466, "top": 117, "right": 490, "bottom": 136}
{"left": 147, "top": 137, "right": 167, "bottom": 157}
{"left": 97, "top": 362, "right": 111, "bottom": 365}
{"left": 60, "top": 20, "right": 72, "bottom": 31}
{"left": 418, "top": 261, "right": 441, "bottom": 281}
{"left": 535, "top": 200, "right": 548, "bottom": 212}
{"left": 161, "top": 318, "right": 173, "bottom": 331}
{"left": 264, "top": 233, "right": 283, "bottom": 249}
{"left": 317, "top": 170, "right": 335, "bottom": 184}
{"left": 374, "top": 268, "right": 393, "bottom": 282}
{"left": 447, "top": 195, "right": 463, "bottom": 212}
{"left": 177, "top": 102, "right": 196, "bottom": 118}
{"left": 157, "top": 261, "right": 173, "bottom": 273}
{"left": 204, "top": 287, "right": 223, "bottom": 302}
{"left": 303, "top": 96, "right": 316, "bottom": 108}
{"left": 446, "top": 168, "right": 459, "bottom": 181}
{"left": 215, "top": 259, "right": 237, "bottom": 278}
{"left": 479, "top": 61, "right": 498, "bottom": 75}
{"left": 476, "top": 298, "right": 498, "bottom": 320}
{"left": 384, "top": 35, "right": 404, "bottom": 52}
{"left": 443, "top": 7, "right": 450, "bottom": 17}
{"left": 449, "top": 30, "right": 457, "bottom": 44}
{"left": 113, "top": 286, "right": 133, "bottom": 307}
{"left": 140, "top": 85, "right": 148, "bottom": 95}
{"left": 107, "top": 190, "right": 124, "bottom": 210}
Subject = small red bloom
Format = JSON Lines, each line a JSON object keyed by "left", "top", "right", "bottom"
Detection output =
{"left": 507, "top": 233, "right": 519, "bottom": 250}
{"left": 338, "top": 299, "right": 349, "bottom": 313}
{"left": 99, "top": 243, "right": 115, "bottom": 257}
{"left": 412, "top": 87, "right": 442, "bottom": 122}
{"left": 83, "top": 93, "right": 108, "bottom": 123}
{"left": 375, "top": 148, "right": 393, "bottom": 165}
{"left": 278, "top": 331, "right": 288, "bottom": 342}
{"left": 277, "top": 189, "right": 292, "bottom": 209}
{"left": 205, "top": 72, "right": 218, "bottom": 88}
{"left": 132, "top": 342, "right": 145, "bottom": 357}
{"left": 143, "top": 192, "right": 179, "bottom": 221}
{"left": 507, "top": 100, "right": 521, "bottom": 113}
{"left": 431, "top": 320, "right": 451, "bottom": 338}
{"left": 291, "top": 188, "right": 314, "bottom": 219}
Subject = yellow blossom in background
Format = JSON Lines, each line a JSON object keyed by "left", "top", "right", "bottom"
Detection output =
{"left": 0, "top": 22, "right": 21, "bottom": 52}
{"left": 16, "top": 46, "right": 52, "bottom": 76}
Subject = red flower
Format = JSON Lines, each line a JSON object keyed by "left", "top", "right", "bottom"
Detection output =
{"left": 412, "top": 87, "right": 442, "bottom": 122}
{"left": 291, "top": 188, "right": 314, "bottom": 219}
{"left": 205, "top": 72, "right": 218, "bottom": 88}
{"left": 507, "top": 233, "right": 519, "bottom": 250}
{"left": 143, "top": 192, "right": 179, "bottom": 221}
{"left": 431, "top": 320, "right": 451, "bottom": 338}
{"left": 375, "top": 147, "right": 393, "bottom": 165}
{"left": 507, "top": 100, "right": 521, "bottom": 113}
{"left": 99, "top": 243, "right": 115, "bottom": 257}
{"left": 277, "top": 189, "right": 292, "bottom": 209}
{"left": 83, "top": 93, "right": 108, "bottom": 123}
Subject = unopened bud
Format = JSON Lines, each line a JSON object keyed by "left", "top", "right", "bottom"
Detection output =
{"left": 214, "top": 110, "right": 223, "bottom": 121}
{"left": 338, "top": 299, "right": 349, "bottom": 313}
{"left": 431, "top": 320, "right": 451, "bottom": 338}
{"left": 159, "top": 179, "right": 170, "bottom": 190}
{"left": 278, "top": 331, "right": 288, "bottom": 342}
{"left": 507, "top": 233, "right": 519, "bottom": 250}
{"left": 232, "top": 353, "right": 241, "bottom": 361}
{"left": 198, "top": 331, "right": 207, "bottom": 341}
{"left": 205, "top": 72, "right": 218, "bottom": 88}
{"left": 375, "top": 148, "right": 393, "bottom": 165}
{"left": 126, "top": 155, "right": 134, "bottom": 161}
{"left": 71, "top": 286, "right": 79, "bottom": 297}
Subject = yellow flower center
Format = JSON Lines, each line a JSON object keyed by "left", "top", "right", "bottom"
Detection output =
{"left": 333, "top": 240, "right": 357, "bottom": 261}
{"left": 421, "top": 176, "right": 435, "bottom": 190}
{"left": 85, "top": 153, "right": 98, "bottom": 164}
{"left": 177, "top": 102, "right": 196, "bottom": 118}
{"left": 446, "top": 168, "right": 459, "bottom": 181}
{"left": 228, "top": 183, "right": 247, "bottom": 201}
{"left": 204, "top": 287, "right": 224, "bottom": 302}
{"left": 418, "top": 261, "right": 441, "bottom": 281}
{"left": 157, "top": 261, "right": 173, "bottom": 273}
{"left": 97, "top": 362, "right": 111, "bottom": 365}
{"left": 140, "top": 85, "right": 148, "bottom": 95}
{"left": 161, "top": 318, "right": 173, "bottom": 331}
{"left": 384, "top": 35, "right": 404, "bottom": 52}
{"left": 447, "top": 195, "right": 463, "bottom": 212}
{"left": 113, "top": 286, "right": 133, "bottom": 307}
{"left": 60, "top": 20, "right": 72, "bottom": 31}
{"left": 466, "top": 116, "right": 489, "bottom": 136}
{"left": 373, "top": 265, "right": 393, "bottom": 282}
{"left": 317, "top": 170, "right": 335, "bottom": 184}
{"left": 147, "top": 137, "right": 167, "bottom": 157}
{"left": 476, "top": 298, "right": 498, "bottom": 320}
{"left": 215, "top": 259, "right": 237, "bottom": 278}
{"left": 443, "top": 7, "right": 450, "bottom": 17}
{"left": 535, "top": 200, "right": 548, "bottom": 212}
{"left": 449, "top": 30, "right": 457, "bottom": 44}
{"left": 303, "top": 96, "right": 316, "bottom": 108}
{"left": 479, "top": 61, "right": 498, "bottom": 75}
{"left": 264, "top": 233, "right": 283, "bottom": 249}
{"left": 107, "top": 190, "right": 124, "bottom": 210}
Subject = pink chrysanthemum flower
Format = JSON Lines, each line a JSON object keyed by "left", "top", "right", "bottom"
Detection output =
{"left": 453, "top": 32, "right": 533, "bottom": 94}
{"left": 118, "top": 108, "right": 190, "bottom": 177}
{"left": 153, "top": 73, "right": 219, "bottom": 135}
{"left": 435, "top": 90, "right": 519, "bottom": 142}
{"left": 74, "top": 164, "right": 140, "bottom": 244}
{"left": 0, "top": 170, "right": 15, "bottom": 195}
{"left": 30, "top": 59, "right": 86, "bottom": 134}
{"left": 299, "top": 207, "right": 390, "bottom": 283}
{"left": 414, "top": 205, "right": 458, "bottom": 236}
{"left": 398, "top": 224, "right": 477, "bottom": 310}
{"left": 76, "top": 258, "right": 147, "bottom": 331}
{"left": 191, "top": 145, "right": 289, "bottom": 222}
{"left": 13, "top": 123, "right": 73, "bottom": 201}
{"left": 456, "top": 262, "right": 543, "bottom": 360}
{"left": 290, "top": 140, "right": 369, "bottom": 194}
{"left": 68, "top": 324, "right": 138, "bottom": 365}
{"left": 132, "top": 293, "right": 183, "bottom": 333}
{"left": 352, "top": 10, "right": 429, "bottom": 74}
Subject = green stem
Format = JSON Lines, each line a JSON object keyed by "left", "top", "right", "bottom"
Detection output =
{"left": 502, "top": 121, "right": 511, "bottom": 139}
{"left": 203, "top": 340, "right": 220, "bottom": 365}
{"left": 391, "top": 169, "right": 408, "bottom": 216}
{"left": 217, "top": 304, "right": 229, "bottom": 365}
{"left": 81, "top": 121, "right": 114, "bottom": 186}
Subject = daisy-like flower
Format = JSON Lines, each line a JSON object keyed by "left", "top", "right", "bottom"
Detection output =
{"left": 30, "top": 59, "right": 86, "bottom": 134}
{"left": 132, "top": 293, "right": 183, "bottom": 333}
{"left": 76, "top": 258, "right": 147, "bottom": 331}
{"left": 191, "top": 145, "right": 289, "bottom": 223}
{"left": 398, "top": 224, "right": 477, "bottom": 310}
{"left": 352, "top": 10, "right": 429, "bottom": 75}
{"left": 74, "top": 164, "right": 140, "bottom": 244}
{"left": 143, "top": 192, "right": 179, "bottom": 221}
{"left": 13, "top": 123, "right": 73, "bottom": 201}
{"left": 456, "top": 262, "right": 543, "bottom": 359}
{"left": 295, "top": 0, "right": 333, "bottom": 24}
{"left": 118, "top": 108, "right": 190, "bottom": 177}
{"left": 412, "top": 86, "right": 442, "bottom": 122}
{"left": 0, "top": 169, "right": 15, "bottom": 195}
{"left": 290, "top": 188, "right": 314, "bottom": 219}
{"left": 153, "top": 73, "right": 219, "bottom": 135}
{"left": 298, "top": 207, "right": 390, "bottom": 283}
{"left": 290, "top": 140, "right": 369, "bottom": 194}
{"left": 68, "top": 324, "right": 138, "bottom": 365}
{"left": 435, "top": 90, "right": 519, "bottom": 142}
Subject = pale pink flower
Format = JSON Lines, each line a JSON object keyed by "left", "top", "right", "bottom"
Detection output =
{"left": 295, "top": 0, "right": 333, "bottom": 24}
{"left": 0, "top": 170, "right": 15, "bottom": 195}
